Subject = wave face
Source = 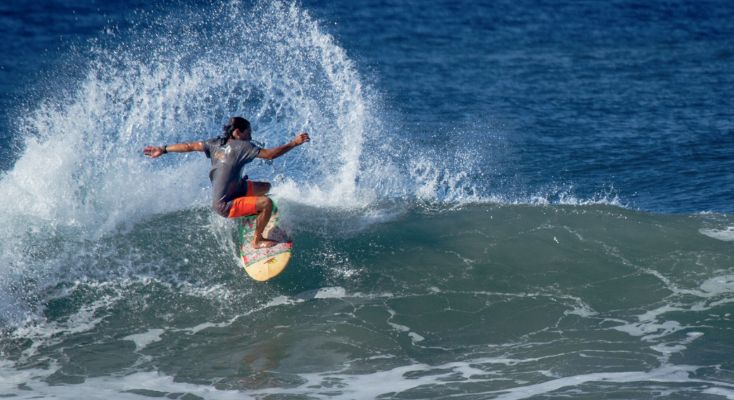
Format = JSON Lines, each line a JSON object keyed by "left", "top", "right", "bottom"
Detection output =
{"left": 1, "top": 0, "right": 734, "bottom": 399}
{"left": 1, "top": 204, "right": 733, "bottom": 399}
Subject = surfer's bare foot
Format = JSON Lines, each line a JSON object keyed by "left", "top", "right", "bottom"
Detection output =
{"left": 252, "top": 238, "right": 278, "bottom": 249}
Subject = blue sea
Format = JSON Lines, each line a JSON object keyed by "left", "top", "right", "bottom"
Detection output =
{"left": 1, "top": 1, "right": 734, "bottom": 398}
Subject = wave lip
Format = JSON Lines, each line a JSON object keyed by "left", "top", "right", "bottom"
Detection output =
{"left": 0, "top": 0, "right": 381, "bottom": 324}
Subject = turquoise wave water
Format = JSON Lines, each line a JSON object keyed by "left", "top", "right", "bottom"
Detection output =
{"left": 2, "top": 204, "right": 733, "bottom": 398}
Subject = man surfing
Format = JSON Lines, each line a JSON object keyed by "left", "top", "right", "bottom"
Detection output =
{"left": 144, "top": 117, "right": 309, "bottom": 248}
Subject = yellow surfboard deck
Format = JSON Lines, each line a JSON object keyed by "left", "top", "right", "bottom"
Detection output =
{"left": 236, "top": 201, "right": 292, "bottom": 281}
{"left": 243, "top": 247, "right": 292, "bottom": 281}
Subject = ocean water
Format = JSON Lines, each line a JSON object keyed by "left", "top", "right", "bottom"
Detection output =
{"left": 1, "top": 1, "right": 733, "bottom": 399}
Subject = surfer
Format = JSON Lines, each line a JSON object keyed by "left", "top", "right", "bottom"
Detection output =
{"left": 143, "top": 117, "right": 310, "bottom": 248}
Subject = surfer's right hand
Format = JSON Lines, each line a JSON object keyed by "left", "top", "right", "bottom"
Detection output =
{"left": 293, "top": 132, "right": 310, "bottom": 146}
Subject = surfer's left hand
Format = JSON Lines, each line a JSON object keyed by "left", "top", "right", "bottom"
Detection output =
{"left": 143, "top": 145, "right": 165, "bottom": 158}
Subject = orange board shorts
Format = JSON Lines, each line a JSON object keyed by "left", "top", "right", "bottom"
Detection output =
{"left": 227, "top": 181, "right": 258, "bottom": 218}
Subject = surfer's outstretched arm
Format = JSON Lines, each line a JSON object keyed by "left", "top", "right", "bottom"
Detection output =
{"left": 257, "top": 133, "right": 310, "bottom": 160}
{"left": 143, "top": 142, "right": 205, "bottom": 158}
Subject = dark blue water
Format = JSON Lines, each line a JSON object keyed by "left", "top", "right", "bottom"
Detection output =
{"left": 306, "top": 0, "right": 734, "bottom": 212}
{"left": 1, "top": 1, "right": 733, "bottom": 399}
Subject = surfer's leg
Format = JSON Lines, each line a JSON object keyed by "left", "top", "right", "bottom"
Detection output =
{"left": 227, "top": 190, "right": 278, "bottom": 249}
{"left": 252, "top": 196, "right": 278, "bottom": 248}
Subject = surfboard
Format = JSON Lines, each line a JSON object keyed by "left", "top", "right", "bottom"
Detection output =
{"left": 236, "top": 201, "right": 292, "bottom": 281}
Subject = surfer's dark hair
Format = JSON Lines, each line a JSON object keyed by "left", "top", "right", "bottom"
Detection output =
{"left": 220, "top": 117, "right": 250, "bottom": 145}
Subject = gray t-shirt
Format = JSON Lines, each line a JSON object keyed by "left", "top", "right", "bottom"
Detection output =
{"left": 203, "top": 138, "right": 261, "bottom": 213}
